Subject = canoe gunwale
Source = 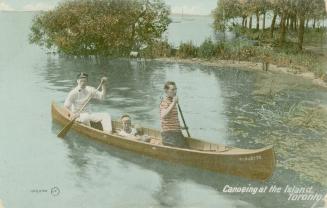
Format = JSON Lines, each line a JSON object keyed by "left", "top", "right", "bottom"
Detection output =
{"left": 51, "top": 101, "right": 273, "bottom": 156}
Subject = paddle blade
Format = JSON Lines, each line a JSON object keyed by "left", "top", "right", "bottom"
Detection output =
{"left": 57, "top": 119, "right": 75, "bottom": 138}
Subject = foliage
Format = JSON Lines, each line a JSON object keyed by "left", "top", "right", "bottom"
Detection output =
{"left": 212, "top": 0, "right": 242, "bottom": 32}
{"left": 176, "top": 41, "right": 198, "bottom": 58}
{"left": 142, "top": 39, "right": 173, "bottom": 58}
{"left": 213, "top": 0, "right": 327, "bottom": 50}
{"left": 198, "top": 38, "right": 217, "bottom": 59}
{"left": 160, "top": 35, "right": 324, "bottom": 79}
{"left": 29, "top": 0, "right": 171, "bottom": 57}
{"left": 214, "top": 41, "right": 231, "bottom": 58}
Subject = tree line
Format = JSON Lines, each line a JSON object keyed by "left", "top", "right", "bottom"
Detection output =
{"left": 29, "top": 0, "right": 171, "bottom": 57}
{"left": 213, "top": 0, "right": 327, "bottom": 50}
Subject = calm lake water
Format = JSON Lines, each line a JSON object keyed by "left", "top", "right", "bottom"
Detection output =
{"left": 166, "top": 15, "right": 214, "bottom": 46}
{"left": 0, "top": 11, "right": 327, "bottom": 208}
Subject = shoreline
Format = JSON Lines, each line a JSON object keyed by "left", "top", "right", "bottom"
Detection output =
{"left": 154, "top": 57, "right": 327, "bottom": 88}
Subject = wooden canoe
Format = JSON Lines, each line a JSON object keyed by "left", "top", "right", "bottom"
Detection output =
{"left": 51, "top": 101, "right": 276, "bottom": 181}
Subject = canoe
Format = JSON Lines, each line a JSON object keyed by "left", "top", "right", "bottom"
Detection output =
{"left": 51, "top": 101, "right": 276, "bottom": 181}
{"left": 0, "top": 199, "right": 4, "bottom": 208}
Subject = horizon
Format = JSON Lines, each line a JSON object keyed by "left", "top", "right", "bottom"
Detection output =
{"left": 0, "top": 0, "right": 326, "bottom": 15}
{"left": 0, "top": 10, "right": 212, "bottom": 17}
{"left": 0, "top": 0, "right": 217, "bottom": 15}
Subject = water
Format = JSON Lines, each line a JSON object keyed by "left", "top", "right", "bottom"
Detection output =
{"left": 166, "top": 15, "right": 214, "bottom": 46}
{"left": 0, "top": 11, "right": 327, "bottom": 208}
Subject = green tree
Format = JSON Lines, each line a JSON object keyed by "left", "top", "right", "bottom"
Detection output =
{"left": 295, "top": 0, "right": 326, "bottom": 50}
{"left": 213, "top": 0, "right": 242, "bottom": 40}
{"left": 29, "top": 0, "right": 171, "bottom": 57}
{"left": 276, "top": 0, "right": 294, "bottom": 47}
{"left": 198, "top": 38, "right": 216, "bottom": 58}
{"left": 250, "top": 0, "right": 264, "bottom": 30}
{"left": 308, "top": 0, "right": 327, "bottom": 29}
{"left": 213, "top": 0, "right": 327, "bottom": 50}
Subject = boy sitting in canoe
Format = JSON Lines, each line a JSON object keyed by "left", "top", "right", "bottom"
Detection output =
{"left": 160, "top": 81, "right": 188, "bottom": 148}
{"left": 64, "top": 72, "right": 112, "bottom": 134}
{"left": 118, "top": 114, "right": 138, "bottom": 138}
{"left": 118, "top": 115, "right": 163, "bottom": 145}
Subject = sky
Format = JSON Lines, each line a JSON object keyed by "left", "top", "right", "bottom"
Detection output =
{"left": 0, "top": 0, "right": 326, "bottom": 15}
{"left": 0, "top": 0, "right": 218, "bottom": 15}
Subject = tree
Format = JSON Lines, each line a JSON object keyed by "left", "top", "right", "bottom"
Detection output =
{"left": 260, "top": 0, "right": 271, "bottom": 30}
{"left": 309, "top": 0, "right": 327, "bottom": 30}
{"left": 29, "top": 0, "right": 171, "bottom": 57}
{"left": 277, "top": 0, "right": 294, "bottom": 47}
{"left": 295, "top": 0, "right": 325, "bottom": 50}
{"left": 250, "top": 0, "right": 268, "bottom": 30}
{"left": 213, "top": 0, "right": 242, "bottom": 41}
{"left": 212, "top": 0, "right": 327, "bottom": 50}
{"left": 269, "top": 0, "right": 279, "bottom": 38}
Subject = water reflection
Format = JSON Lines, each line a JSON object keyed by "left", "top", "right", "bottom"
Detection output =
{"left": 51, "top": 120, "right": 323, "bottom": 208}
{"left": 208, "top": 67, "right": 327, "bottom": 186}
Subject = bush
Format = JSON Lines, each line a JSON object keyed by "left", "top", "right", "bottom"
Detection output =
{"left": 214, "top": 41, "right": 231, "bottom": 58}
{"left": 239, "top": 46, "right": 257, "bottom": 60}
{"left": 176, "top": 41, "right": 198, "bottom": 58}
{"left": 143, "top": 40, "right": 173, "bottom": 58}
{"left": 198, "top": 38, "right": 216, "bottom": 59}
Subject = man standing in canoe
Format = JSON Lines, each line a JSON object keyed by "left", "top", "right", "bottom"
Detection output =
{"left": 64, "top": 72, "right": 112, "bottom": 134}
{"left": 160, "top": 81, "right": 188, "bottom": 148}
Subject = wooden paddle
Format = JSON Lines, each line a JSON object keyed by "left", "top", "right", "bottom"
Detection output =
{"left": 177, "top": 103, "right": 191, "bottom": 137}
{"left": 57, "top": 79, "right": 104, "bottom": 138}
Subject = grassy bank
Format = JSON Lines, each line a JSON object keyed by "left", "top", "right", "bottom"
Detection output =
{"left": 143, "top": 29, "right": 326, "bottom": 82}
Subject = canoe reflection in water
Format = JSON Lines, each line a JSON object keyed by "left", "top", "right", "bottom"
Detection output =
{"left": 51, "top": 121, "right": 308, "bottom": 208}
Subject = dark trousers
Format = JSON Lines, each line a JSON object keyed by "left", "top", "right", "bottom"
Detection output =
{"left": 161, "top": 130, "right": 188, "bottom": 148}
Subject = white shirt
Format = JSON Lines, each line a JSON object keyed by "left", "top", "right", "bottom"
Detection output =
{"left": 118, "top": 128, "right": 138, "bottom": 137}
{"left": 64, "top": 86, "right": 105, "bottom": 114}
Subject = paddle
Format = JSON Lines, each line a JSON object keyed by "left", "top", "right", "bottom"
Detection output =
{"left": 57, "top": 79, "right": 104, "bottom": 138}
{"left": 177, "top": 103, "right": 191, "bottom": 137}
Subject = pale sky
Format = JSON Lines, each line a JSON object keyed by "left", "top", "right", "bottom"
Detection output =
{"left": 0, "top": 0, "right": 218, "bottom": 15}
{"left": 0, "top": 0, "right": 326, "bottom": 15}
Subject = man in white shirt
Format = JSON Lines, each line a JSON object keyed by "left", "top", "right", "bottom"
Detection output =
{"left": 64, "top": 72, "right": 112, "bottom": 134}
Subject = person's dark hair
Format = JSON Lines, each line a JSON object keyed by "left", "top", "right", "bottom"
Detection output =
{"left": 77, "top": 72, "right": 88, "bottom": 79}
{"left": 164, "top": 81, "right": 176, "bottom": 90}
{"left": 121, "top": 114, "right": 131, "bottom": 120}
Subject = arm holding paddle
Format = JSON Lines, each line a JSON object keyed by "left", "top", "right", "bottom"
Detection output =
{"left": 161, "top": 96, "right": 178, "bottom": 119}
{"left": 92, "top": 77, "right": 108, "bottom": 100}
{"left": 160, "top": 95, "right": 191, "bottom": 138}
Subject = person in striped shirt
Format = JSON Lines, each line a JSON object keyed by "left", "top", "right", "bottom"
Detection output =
{"left": 160, "top": 81, "right": 188, "bottom": 148}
